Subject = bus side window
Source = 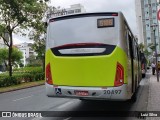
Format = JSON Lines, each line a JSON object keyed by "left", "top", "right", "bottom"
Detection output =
{"left": 137, "top": 47, "right": 140, "bottom": 61}
{"left": 133, "top": 40, "right": 137, "bottom": 59}
{"left": 128, "top": 33, "right": 134, "bottom": 59}
{"left": 125, "top": 32, "right": 129, "bottom": 56}
{"left": 125, "top": 27, "right": 130, "bottom": 57}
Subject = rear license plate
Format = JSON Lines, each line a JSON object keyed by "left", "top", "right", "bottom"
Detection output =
{"left": 75, "top": 90, "right": 89, "bottom": 96}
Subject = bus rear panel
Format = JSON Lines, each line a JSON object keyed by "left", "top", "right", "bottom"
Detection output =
{"left": 45, "top": 12, "right": 130, "bottom": 100}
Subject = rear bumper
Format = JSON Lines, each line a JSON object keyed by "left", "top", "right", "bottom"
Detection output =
{"left": 45, "top": 83, "right": 129, "bottom": 101}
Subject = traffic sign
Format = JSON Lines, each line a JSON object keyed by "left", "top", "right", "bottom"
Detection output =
{"left": 157, "top": 9, "right": 160, "bottom": 21}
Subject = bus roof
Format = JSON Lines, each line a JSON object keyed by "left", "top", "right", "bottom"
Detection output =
{"left": 48, "top": 12, "right": 121, "bottom": 22}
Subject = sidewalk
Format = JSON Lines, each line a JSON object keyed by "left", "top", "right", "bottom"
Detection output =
{"left": 146, "top": 71, "right": 160, "bottom": 120}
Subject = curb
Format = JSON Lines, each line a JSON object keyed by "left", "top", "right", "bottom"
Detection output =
{"left": 0, "top": 83, "right": 44, "bottom": 94}
{"left": 146, "top": 74, "right": 151, "bottom": 120}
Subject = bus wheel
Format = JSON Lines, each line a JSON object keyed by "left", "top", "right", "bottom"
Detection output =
{"left": 130, "top": 93, "right": 137, "bottom": 103}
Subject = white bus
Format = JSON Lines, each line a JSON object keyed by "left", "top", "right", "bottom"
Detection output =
{"left": 45, "top": 12, "right": 141, "bottom": 102}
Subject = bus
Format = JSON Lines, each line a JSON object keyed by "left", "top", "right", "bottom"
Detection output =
{"left": 45, "top": 12, "right": 142, "bottom": 102}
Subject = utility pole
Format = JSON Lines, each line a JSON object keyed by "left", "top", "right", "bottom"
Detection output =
{"left": 151, "top": 24, "right": 159, "bottom": 82}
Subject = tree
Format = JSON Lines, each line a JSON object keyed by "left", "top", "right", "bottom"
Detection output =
{"left": 0, "top": 0, "right": 47, "bottom": 76}
{"left": 26, "top": 54, "right": 42, "bottom": 67}
{"left": 148, "top": 43, "right": 158, "bottom": 52}
{"left": 29, "top": 6, "right": 59, "bottom": 71}
{"left": 11, "top": 47, "right": 23, "bottom": 66}
{"left": 0, "top": 47, "right": 23, "bottom": 69}
{"left": 26, "top": 54, "right": 36, "bottom": 65}
{"left": 138, "top": 43, "right": 152, "bottom": 61}
{"left": 0, "top": 48, "right": 8, "bottom": 67}
{"left": 29, "top": 22, "right": 46, "bottom": 71}
{"left": 144, "top": 49, "right": 151, "bottom": 58}
{"left": 138, "top": 43, "right": 145, "bottom": 52}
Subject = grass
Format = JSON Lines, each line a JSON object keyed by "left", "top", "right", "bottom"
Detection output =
{"left": 0, "top": 80, "right": 45, "bottom": 93}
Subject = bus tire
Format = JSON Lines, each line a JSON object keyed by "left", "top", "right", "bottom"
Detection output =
{"left": 130, "top": 93, "right": 137, "bottom": 103}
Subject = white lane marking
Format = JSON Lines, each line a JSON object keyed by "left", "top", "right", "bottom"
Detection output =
{"left": 32, "top": 117, "right": 43, "bottom": 120}
{"left": 57, "top": 101, "right": 74, "bottom": 109}
{"left": 63, "top": 117, "right": 72, "bottom": 120}
{"left": 13, "top": 95, "right": 33, "bottom": 101}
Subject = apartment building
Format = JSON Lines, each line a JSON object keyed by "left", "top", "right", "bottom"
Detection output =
{"left": 47, "top": 4, "right": 86, "bottom": 19}
{"left": 135, "top": 0, "right": 160, "bottom": 52}
{"left": 15, "top": 42, "right": 35, "bottom": 66}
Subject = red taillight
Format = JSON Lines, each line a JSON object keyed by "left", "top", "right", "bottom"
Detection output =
{"left": 114, "top": 62, "right": 124, "bottom": 87}
{"left": 112, "top": 14, "right": 118, "bottom": 16}
{"left": 55, "top": 43, "right": 105, "bottom": 48}
{"left": 46, "top": 63, "right": 53, "bottom": 85}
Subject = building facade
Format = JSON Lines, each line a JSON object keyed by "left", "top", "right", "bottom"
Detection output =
{"left": 135, "top": 0, "right": 145, "bottom": 44}
{"left": 135, "top": 0, "right": 160, "bottom": 53}
{"left": 15, "top": 42, "right": 35, "bottom": 66}
{"left": 47, "top": 4, "right": 86, "bottom": 19}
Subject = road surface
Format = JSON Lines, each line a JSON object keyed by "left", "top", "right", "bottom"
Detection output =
{"left": 0, "top": 73, "right": 150, "bottom": 120}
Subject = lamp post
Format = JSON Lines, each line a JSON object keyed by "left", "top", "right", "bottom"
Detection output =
{"left": 151, "top": 24, "right": 159, "bottom": 82}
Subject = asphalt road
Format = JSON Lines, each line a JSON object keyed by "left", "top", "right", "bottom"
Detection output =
{"left": 0, "top": 73, "right": 150, "bottom": 120}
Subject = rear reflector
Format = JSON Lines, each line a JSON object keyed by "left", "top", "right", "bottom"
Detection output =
{"left": 114, "top": 62, "right": 124, "bottom": 87}
{"left": 46, "top": 63, "right": 53, "bottom": 85}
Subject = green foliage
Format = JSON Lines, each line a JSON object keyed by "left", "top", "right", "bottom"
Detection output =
{"left": 0, "top": 76, "right": 20, "bottom": 87}
{"left": 0, "top": 48, "right": 8, "bottom": 64}
{"left": 0, "top": 47, "right": 23, "bottom": 67}
{"left": 12, "top": 47, "right": 23, "bottom": 65}
{"left": 148, "top": 43, "right": 158, "bottom": 51}
{"left": 138, "top": 43, "right": 145, "bottom": 52}
{"left": 13, "top": 66, "right": 43, "bottom": 73}
{"left": 0, "top": 67, "right": 44, "bottom": 87}
{"left": 26, "top": 61, "right": 42, "bottom": 67}
{"left": 144, "top": 49, "right": 151, "bottom": 57}
{"left": 0, "top": 0, "right": 47, "bottom": 76}
{"left": 0, "top": 73, "right": 44, "bottom": 87}
{"left": 29, "top": 21, "right": 46, "bottom": 69}
{"left": 28, "top": 6, "right": 59, "bottom": 71}
{"left": 25, "top": 54, "right": 43, "bottom": 67}
{"left": 0, "top": 0, "right": 47, "bottom": 30}
{"left": 26, "top": 55, "right": 37, "bottom": 65}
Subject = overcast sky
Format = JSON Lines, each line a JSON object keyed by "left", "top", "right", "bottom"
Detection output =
{"left": 14, "top": 0, "right": 137, "bottom": 44}
{"left": 51, "top": 0, "right": 137, "bottom": 32}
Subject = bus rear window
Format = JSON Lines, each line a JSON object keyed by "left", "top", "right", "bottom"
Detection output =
{"left": 47, "top": 15, "right": 118, "bottom": 48}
